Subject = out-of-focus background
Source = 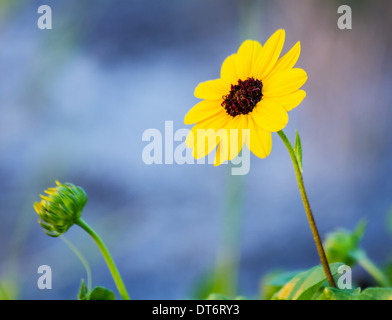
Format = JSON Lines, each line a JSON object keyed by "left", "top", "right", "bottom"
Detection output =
{"left": 0, "top": 0, "right": 391, "bottom": 299}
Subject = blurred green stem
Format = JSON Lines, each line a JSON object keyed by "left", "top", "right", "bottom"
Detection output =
{"left": 0, "top": 282, "right": 9, "bottom": 300}
{"left": 213, "top": 165, "right": 244, "bottom": 297}
{"left": 211, "top": 0, "right": 263, "bottom": 298}
{"left": 76, "top": 218, "right": 130, "bottom": 300}
{"left": 277, "top": 130, "right": 336, "bottom": 288}
{"left": 60, "top": 235, "right": 92, "bottom": 291}
{"left": 352, "top": 250, "right": 391, "bottom": 287}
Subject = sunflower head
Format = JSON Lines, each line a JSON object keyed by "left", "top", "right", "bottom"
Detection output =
{"left": 185, "top": 29, "right": 308, "bottom": 166}
{"left": 34, "top": 181, "right": 88, "bottom": 237}
{"left": 222, "top": 77, "right": 263, "bottom": 117}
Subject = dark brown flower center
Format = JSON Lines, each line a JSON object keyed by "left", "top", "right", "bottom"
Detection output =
{"left": 222, "top": 77, "right": 263, "bottom": 117}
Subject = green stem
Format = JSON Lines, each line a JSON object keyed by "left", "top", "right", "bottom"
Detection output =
{"left": 60, "top": 235, "right": 92, "bottom": 291}
{"left": 213, "top": 164, "right": 244, "bottom": 297}
{"left": 0, "top": 282, "right": 10, "bottom": 300}
{"left": 76, "top": 218, "right": 130, "bottom": 300}
{"left": 277, "top": 130, "right": 336, "bottom": 288}
{"left": 353, "top": 250, "right": 390, "bottom": 287}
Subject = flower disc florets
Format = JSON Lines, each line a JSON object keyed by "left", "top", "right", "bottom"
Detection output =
{"left": 222, "top": 77, "right": 263, "bottom": 117}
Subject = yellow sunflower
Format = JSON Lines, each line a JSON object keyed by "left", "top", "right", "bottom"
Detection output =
{"left": 184, "top": 29, "right": 307, "bottom": 165}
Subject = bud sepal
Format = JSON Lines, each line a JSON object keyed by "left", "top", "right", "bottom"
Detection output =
{"left": 34, "top": 181, "right": 88, "bottom": 237}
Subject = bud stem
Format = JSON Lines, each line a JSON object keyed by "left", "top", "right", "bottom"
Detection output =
{"left": 60, "top": 235, "right": 92, "bottom": 291}
{"left": 76, "top": 218, "right": 130, "bottom": 300}
{"left": 277, "top": 130, "right": 336, "bottom": 288}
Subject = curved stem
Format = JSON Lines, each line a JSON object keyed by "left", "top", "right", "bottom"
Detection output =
{"left": 60, "top": 235, "right": 92, "bottom": 291}
{"left": 277, "top": 130, "right": 336, "bottom": 288}
{"left": 76, "top": 218, "right": 130, "bottom": 300}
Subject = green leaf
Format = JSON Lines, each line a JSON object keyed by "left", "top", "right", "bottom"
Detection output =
{"left": 88, "top": 287, "right": 116, "bottom": 300}
{"left": 206, "top": 293, "right": 247, "bottom": 300}
{"left": 324, "top": 220, "right": 367, "bottom": 267}
{"left": 354, "top": 287, "right": 362, "bottom": 295}
{"left": 294, "top": 130, "right": 303, "bottom": 173}
{"left": 78, "top": 284, "right": 116, "bottom": 300}
{"left": 77, "top": 279, "right": 88, "bottom": 300}
{"left": 383, "top": 261, "right": 392, "bottom": 286}
{"left": 206, "top": 293, "right": 232, "bottom": 300}
{"left": 272, "top": 263, "right": 343, "bottom": 300}
{"left": 359, "top": 288, "right": 392, "bottom": 300}
{"left": 353, "top": 220, "right": 367, "bottom": 243}
{"left": 318, "top": 287, "right": 392, "bottom": 300}
{"left": 260, "top": 270, "right": 303, "bottom": 300}
{"left": 317, "top": 287, "right": 358, "bottom": 300}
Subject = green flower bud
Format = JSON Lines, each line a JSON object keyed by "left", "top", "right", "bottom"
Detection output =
{"left": 34, "top": 181, "right": 88, "bottom": 237}
{"left": 323, "top": 220, "right": 366, "bottom": 267}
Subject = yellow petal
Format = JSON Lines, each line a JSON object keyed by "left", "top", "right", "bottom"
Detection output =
{"left": 245, "top": 117, "right": 272, "bottom": 158}
{"left": 221, "top": 54, "right": 239, "bottom": 85}
{"left": 266, "top": 41, "right": 301, "bottom": 79}
{"left": 262, "top": 68, "right": 307, "bottom": 97}
{"left": 227, "top": 116, "right": 245, "bottom": 161}
{"left": 214, "top": 143, "right": 227, "bottom": 166}
{"left": 253, "top": 29, "right": 285, "bottom": 80}
{"left": 186, "top": 113, "right": 231, "bottom": 159}
{"left": 184, "top": 99, "right": 224, "bottom": 125}
{"left": 214, "top": 116, "right": 247, "bottom": 166}
{"left": 235, "top": 40, "right": 262, "bottom": 80}
{"left": 194, "top": 79, "right": 229, "bottom": 100}
{"left": 252, "top": 99, "right": 289, "bottom": 132}
{"left": 188, "top": 128, "right": 219, "bottom": 160}
{"left": 269, "top": 90, "right": 306, "bottom": 111}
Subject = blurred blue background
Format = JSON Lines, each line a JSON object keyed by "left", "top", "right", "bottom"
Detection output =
{"left": 0, "top": 0, "right": 392, "bottom": 299}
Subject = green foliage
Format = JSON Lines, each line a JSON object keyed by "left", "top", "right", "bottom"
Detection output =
{"left": 192, "top": 271, "right": 243, "bottom": 300}
{"left": 0, "top": 278, "right": 19, "bottom": 300}
{"left": 324, "top": 220, "right": 366, "bottom": 266}
{"left": 206, "top": 293, "right": 232, "bottom": 300}
{"left": 318, "top": 287, "right": 392, "bottom": 300}
{"left": 359, "top": 288, "right": 392, "bottom": 300}
{"left": 383, "top": 261, "right": 392, "bottom": 286}
{"left": 78, "top": 279, "right": 116, "bottom": 300}
{"left": 78, "top": 279, "right": 89, "bottom": 300}
{"left": 263, "top": 213, "right": 392, "bottom": 300}
{"left": 267, "top": 262, "right": 392, "bottom": 300}
{"left": 88, "top": 287, "right": 116, "bottom": 300}
{"left": 324, "top": 220, "right": 390, "bottom": 287}
{"left": 294, "top": 130, "right": 303, "bottom": 173}
{"left": 260, "top": 270, "right": 303, "bottom": 300}
{"left": 191, "top": 271, "right": 215, "bottom": 300}
{"left": 272, "top": 263, "right": 343, "bottom": 300}
{"left": 317, "top": 287, "right": 359, "bottom": 300}
{"left": 206, "top": 293, "right": 247, "bottom": 300}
